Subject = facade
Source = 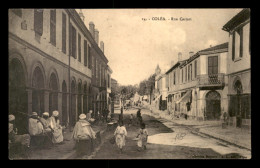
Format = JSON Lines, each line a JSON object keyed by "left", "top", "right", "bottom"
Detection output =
{"left": 222, "top": 8, "right": 251, "bottom": 128}
{"left": 106, "top": 66, "right": 113, "bottom": 113}
{"left": 164, "top": 43, "right": 229, "bottom": 120}
{"left": 9, "top": 9, "right": 112, "bottom": 134}
{"left": 154, "top": 65, "right": 167, "bottom": 111}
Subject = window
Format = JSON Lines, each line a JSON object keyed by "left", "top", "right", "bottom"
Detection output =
{"left": 92, "top": 57, "right": 95, "bottom": 76}
{"left": 208, "top": 56, "right": 218, "bottom": 75}
{"left": 188, "top": 65, "right": 190, "bottom": 81}
{"left": 88, "top": 45, "right": 92, "bottom": 69}
{"left": 12, "top": 9, "right": 22, "bottom": 17}
{"left": 50, "top": 9, "right": 56, "bottom": 46}
{"left": 195, "top": 60, "right": 197, "bottom": 78}
{"left": 70, "top": 25, "right": 77, "bottom": 58}
{"left": 190, "top": 64, "right": 192, "bottom": 80}
{"left": 78, "top": 34, "right": 81, "bottom": 62}
{"left": 84, "top": 40, "right": 87, "bottom": 66}
{"left": 173, "top": 71, "right": 176, "bottom": 85}
{"left": 232, "top": 27, "right": 243, "bottom": 60}
{"left": 62, "top": 13, "right": 66, "bottom": 54}
{"left": 34, "top": 9, "right": 43, "bottom": 36}
{"left": 186, "top": 66, "right": 188, "bottom": 82}
{"left": 182, "top": 69, "right": 183, "bottom": 83}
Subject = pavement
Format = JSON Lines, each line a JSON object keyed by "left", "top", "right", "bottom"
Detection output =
{"left": 144, "top": 103, "right": 251, "bottom": 151}
{"left": 92, "top": 107, "right": 251, "bottom": 159}
{"left": 24, "top": 121, "right": 109, "bottom": 160}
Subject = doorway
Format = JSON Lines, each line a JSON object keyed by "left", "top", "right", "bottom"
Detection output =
{"left": 206, "top": 91, "right": 221, "bottom": 120}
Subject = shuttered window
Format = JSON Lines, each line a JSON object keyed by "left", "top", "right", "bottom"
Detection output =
{"left": 62, "top": 13, "right": 66, "bottom": 54}
{"left": 208, "top": 56, "right": 218, "bottom": 75}
{"left": 34, "top": 9, "right": 43, "bottom": 36}
{"left": 71, "top": 25, "right": 77, "bottom": 58}
{"left": 84, "top": 40, "right": 87, "bottom": 66}
{"left": 50, "top": 9, "right": 56, "bottom": 46}
{"left": 78, "top": 34, "right": 81, "bottom": 62}
{"left": 88, "top": 45, "right": 91, "bottom": 69}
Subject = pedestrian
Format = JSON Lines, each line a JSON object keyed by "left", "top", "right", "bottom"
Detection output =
{"left": 9, "top": 114, "right": 30, "bottom": 158}
{"left": 129, "top": 114, "right": 134, "bottom": 126}
{"left": 72, "top": 114, "right": 96, "bottom": 157}
{"left": 28, "top": 112, "right": 44, "bottom": 136}
{"left": 136, "top": 122, "right": 148, "bottom": 151}
{"left": 28, "top": 112, "right": 44, "bottom": 147}
{"left": 39, "top": 112, "right": 53, "bottom": 148}
{"left": 87, "top": 110, "right": 95, "bottom": 123}
{"left": 114, "top": 120, "right": 127, "bottom": 154}
{"left": 49, "top": 111, "right": 64, "bottom": 144}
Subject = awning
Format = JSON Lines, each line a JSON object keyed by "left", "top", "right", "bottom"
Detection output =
{"left": 176, "top": 90, "right": 191, "bottom": 104}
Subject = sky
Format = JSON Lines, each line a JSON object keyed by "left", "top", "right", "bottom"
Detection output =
{"left": 76, "top": 9, "right": 242, "bottom": 86}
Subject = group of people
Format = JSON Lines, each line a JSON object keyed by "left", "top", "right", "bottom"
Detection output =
{"left": 8, "top": 110, "right": 64, "bottom": 158}
{"left": 28, "top": 111, "right": 64, "bottom": 147}
{"left": 113, "top": 108, "right": 148, "bottom": 154}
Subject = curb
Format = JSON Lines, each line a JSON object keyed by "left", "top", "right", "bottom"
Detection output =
{"left": 146, "top": 105, "right": 251, "bottom": 151}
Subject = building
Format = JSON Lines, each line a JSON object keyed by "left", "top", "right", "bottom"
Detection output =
{"left": 8, "top": 9, "right": 112, "bottom": 133}
{"left": 106, "top": 65, "right": 113, "bottom": 113}
{"left": 165, "top": 52, "right": 187, "bottom": 116}
{"left": 222, "top": 8, "right": 251, "bottom": 128}
{"left": 162, "top": 43, "right": 229, "bottom": 120}
{"left": 154, "top": 65, "right": 167, "bottom": 111}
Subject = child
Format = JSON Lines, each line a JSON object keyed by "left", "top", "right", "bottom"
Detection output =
{"left": 136, "top": 122, "right": 148, "bottom": 151}
{"left": 129, "top": 114, "right": 134, "bottom": 126}
{"left": 114, "top": 120, "right": 127, "bottom": 154}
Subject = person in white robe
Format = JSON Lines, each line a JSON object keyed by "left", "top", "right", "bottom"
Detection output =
{"left": 72, "top": 114, "right": 96, "bottom": 156}
{"left": 114, "top": 120, "right": 127, "bottom": 153}
{"left": 49, "top": 111, "right": 64, "bottom": 144}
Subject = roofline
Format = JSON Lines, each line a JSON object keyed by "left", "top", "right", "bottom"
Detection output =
{"left": 66, "top": 9, "right": 108, "bottom": 63}
{"left": 180, "top": 42, "right": 228, "bottom": 68}
{"left": 222, "top": 8, "right": 250, "bottom": 32}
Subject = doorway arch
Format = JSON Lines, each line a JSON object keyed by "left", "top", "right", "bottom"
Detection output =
{"left": 49, "top": 73, "right": 59, "bottom": 114}
{"left": 205, "top": 90, "right": 221, "bottom": 120}
{"left": 32, "top": 66, "right": 45, "bottom": 117}
{"left": 9, "top": 58, "right": 28, "bottom": 134}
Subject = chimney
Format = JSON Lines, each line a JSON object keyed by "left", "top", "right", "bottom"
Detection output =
{"left": 189, "top": 51, "right": 194, "bottom": 58}
{"left": 89, "top": 22, "right": 95, "bottom": 38}
{"left": 100, "top": 41, "right": 104, "bottom": 53}
{"left": 94, "top": 29, "right": 99, "bottom": 44}
{"left": 78, "top": 9, "right": 85, "bottom": 22}
{"left": 178, "top": 52, "right": 182, "bottom": 62}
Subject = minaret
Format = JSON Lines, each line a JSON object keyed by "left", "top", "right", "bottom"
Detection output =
{"left": 78, "top": 9, "right": 85, "bottom": 22}
{"left": 155, "top": 64, "right": 161, "bottom": 75}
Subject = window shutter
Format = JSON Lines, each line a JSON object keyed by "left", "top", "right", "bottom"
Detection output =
{"left": 232, "top": 32, "right": 235, "bottom": 61}
{"left": 239, "top": 27, "right": 243, "bottom": 58}
{"left": 62, "top": 13, "right": 66, "bottom": 54}
{"left": 34, "top": 9, "right": 43, "bottom": 36}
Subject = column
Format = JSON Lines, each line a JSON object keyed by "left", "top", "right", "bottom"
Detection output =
{"left": 66, "top": 92, "right": 70, "bottom": 127}
{"left": 75, "top": 94, "right": 78, "bottom": 121}
{"left": 27, "top": 88, "right": 33, "bottom": 115}
{"left": 81, "top": 94, "right": 84, "bottom": 114}
{"left": 58, "top": 92, "right": 62, "bottom": 121}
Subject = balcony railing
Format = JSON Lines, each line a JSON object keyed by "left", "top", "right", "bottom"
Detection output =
{"left": 197, "top": 73, "right": 225, "bottom": 87}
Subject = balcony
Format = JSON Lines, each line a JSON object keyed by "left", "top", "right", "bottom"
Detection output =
{"left": 197, "top": 73, "right": 225, "bottom": 89}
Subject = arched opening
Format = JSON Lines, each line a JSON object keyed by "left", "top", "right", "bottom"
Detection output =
{"left": 205, "top": 91, "right": 221, "bottom": 120}
{"left": 77, "top": 80, "right": 82, "bottom": 116}
{"left": 49, "top": 73, "right": 58, "bottom": 113}
{"left": 32, "top": 66, "right": 45, "bottom": 117}
{"left": 83, "top": 83, "right": 87, "bottom": 114}
{"left": 70, "top": 80, "right": 76, "bottom": 126}
{"left": 9, "top": 58, "right": 28, "bottom": 134}
{"left": 62, "top": 81, "right": 67, "bottom": 126}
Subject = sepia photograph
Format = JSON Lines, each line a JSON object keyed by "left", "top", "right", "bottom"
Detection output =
{"left": 8, "top": 8, "right": 251, "bottom": 159}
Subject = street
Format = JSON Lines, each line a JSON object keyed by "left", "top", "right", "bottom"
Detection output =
{"left": 92, "top": 107, "right": 251, "bottom": 159}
